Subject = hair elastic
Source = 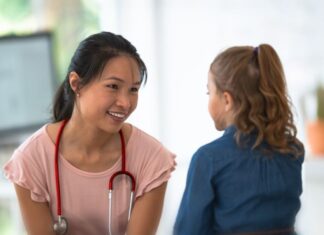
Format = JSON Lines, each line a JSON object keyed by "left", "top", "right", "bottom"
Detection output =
{"left": 253, "top": 47, "right": 259, "bottom": 57}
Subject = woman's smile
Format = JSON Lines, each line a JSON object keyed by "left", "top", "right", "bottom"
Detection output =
{"left": 107, "top": 110, "right": 127, "bottom": 121}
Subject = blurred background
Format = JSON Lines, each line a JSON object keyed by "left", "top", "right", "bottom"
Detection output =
{"left": 1, "top": 0, "right": 324, "bottom": 234}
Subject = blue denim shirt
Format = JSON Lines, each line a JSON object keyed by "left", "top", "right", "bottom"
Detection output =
{"left": 174, "top": 126, "right": 304, "bottom": 235}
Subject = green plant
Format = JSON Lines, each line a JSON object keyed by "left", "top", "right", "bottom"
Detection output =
{"left": 0, "top": 0, "right": 31, "bottom": 22}
{"left": 316, "top": 85, "right": 324, "bottom": 120}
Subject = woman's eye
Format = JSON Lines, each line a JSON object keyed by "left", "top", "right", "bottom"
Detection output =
{"left": 106, "top": 84, "right": 118, "bottom": 89}
{"left": 130, "top": 87, "right": 139, "bottom": 93}
{"left": 206, "top": 91, "right": 210, "bottom": 95}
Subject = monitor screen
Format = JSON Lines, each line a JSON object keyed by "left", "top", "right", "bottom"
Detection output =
{"left": 0, "top": 32, "right": 57, "bottom": 145}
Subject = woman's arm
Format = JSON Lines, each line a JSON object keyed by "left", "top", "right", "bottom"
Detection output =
{"left": 126, "top": 182, "right": 167, "bottom": 235}
{"left": 14, "top": 184, "right": 55, "bottom": 235}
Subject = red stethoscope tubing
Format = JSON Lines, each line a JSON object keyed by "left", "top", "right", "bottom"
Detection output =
{"left": 54, "top": 119, "right": 136, "bottom": 217}
{"left": 108, "top": 129, "right": 136, "bottom": 191}
{"left": 54, "top": 119, "right": 68, "bottom": 216}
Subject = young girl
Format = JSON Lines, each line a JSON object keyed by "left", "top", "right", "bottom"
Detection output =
{"left": 174, "top": 44, "right": 304, "bottom": 235}
{"left": 3, "top": 32, "right": 175, "bottom": 235}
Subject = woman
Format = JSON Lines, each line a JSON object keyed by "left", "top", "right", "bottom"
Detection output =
{"left": 4, "top": 31, "right": 176, "bottom": 235}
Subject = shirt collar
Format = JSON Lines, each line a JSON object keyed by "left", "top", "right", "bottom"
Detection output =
{"left": 223, "top": 125, "right": 236, "bottom": 136}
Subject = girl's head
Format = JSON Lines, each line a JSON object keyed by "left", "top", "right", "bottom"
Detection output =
{"left": 52, "top": 31, "right": 147, "bottom": 123}
{"left": 209, "top": 44, "right": 303, "bottom": 157}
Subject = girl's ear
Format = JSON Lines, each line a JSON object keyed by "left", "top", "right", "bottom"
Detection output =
{"left": 223, "top": 91, "right": 234, "bottom": 112}
{"left": 69, "top": 71, "right": 80, "bottom": 94}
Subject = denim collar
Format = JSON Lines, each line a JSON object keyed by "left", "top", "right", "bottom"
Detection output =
{"left": 223, "top": 125, "right": 236, "bottom": 136}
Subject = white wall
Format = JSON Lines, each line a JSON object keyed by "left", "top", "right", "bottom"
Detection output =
{"left": 100, "top": 0, "right": 324, "bottom": 157}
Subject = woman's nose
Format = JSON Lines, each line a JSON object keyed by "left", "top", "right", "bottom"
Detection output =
{"left": 116, "top": 92, "right": 131, "bottom": 109}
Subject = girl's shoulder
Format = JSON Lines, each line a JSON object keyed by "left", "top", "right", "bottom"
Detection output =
{"left": 198, "top": 132, "right": 236, "bottom": 154}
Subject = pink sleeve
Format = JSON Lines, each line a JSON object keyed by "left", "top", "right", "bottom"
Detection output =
{"left": 135, "top": 145, "right": 176, "bottom": 198}
{"left": 3, "top": 149, "right": 49, "bottom": 202}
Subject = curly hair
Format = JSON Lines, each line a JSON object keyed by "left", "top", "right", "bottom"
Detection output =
{"left": 209, "top": 44, "right": 303, "bottom": 158}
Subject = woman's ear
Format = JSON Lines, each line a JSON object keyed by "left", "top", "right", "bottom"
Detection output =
{"left": 69, "top": 72, "right": 80, "bottom": 94}
{"left": 223, "top": 91, "right": 234, "bottom": 112}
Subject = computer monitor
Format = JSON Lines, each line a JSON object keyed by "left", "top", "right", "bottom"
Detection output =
{"left": 0, "top": 32, "right": 57, "bottom": 145}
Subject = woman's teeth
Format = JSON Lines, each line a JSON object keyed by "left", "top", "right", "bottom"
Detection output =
{"left": 108, "top": 111, "right": 126, "bottom": 119}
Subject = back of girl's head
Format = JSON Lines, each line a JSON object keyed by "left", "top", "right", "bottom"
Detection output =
{"left": 209, "top": 44, "right": 303, "bottom": 157}
{"left": 52, "top": 31, "right": 147, "bottom": 122}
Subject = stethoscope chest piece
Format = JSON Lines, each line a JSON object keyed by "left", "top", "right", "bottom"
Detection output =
{"left": 53, "top": 216, "right": 68, "bottom": 235}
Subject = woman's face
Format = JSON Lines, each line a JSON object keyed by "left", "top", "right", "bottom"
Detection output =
{"left": 75, "top": 55, "right": 141, "bottom": 133}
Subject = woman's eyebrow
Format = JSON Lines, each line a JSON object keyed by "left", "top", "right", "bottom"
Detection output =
{"left": 102, "top": 76, "right": 123, "bottom": 82}
{"left": 103, "top": 76, "right": 141, "bottom": 85}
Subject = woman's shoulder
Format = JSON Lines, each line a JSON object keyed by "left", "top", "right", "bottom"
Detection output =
{"left": 4, "top": 123, "right": 52, "bottom": 174}
{"left": 128, "top": 125, "right": 176, "bottom": 198}
{"left": 16, "top": 124, "right": 52, "bottom": 154}
{"left": 128, "top": 124, "right": 164, "bottom": 148}
{"left": 45, "top": 122, "right": 61, "bottom": 144}
{"left": 127, "top": 124, "right": 176, "bottom": 161}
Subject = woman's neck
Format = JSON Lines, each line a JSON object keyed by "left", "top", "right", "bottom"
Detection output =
{"left": 61, "top": 119, "right": 121, "bottom": 155}
{"left": 57, "top": 119, "right": 123, "bottom": 172}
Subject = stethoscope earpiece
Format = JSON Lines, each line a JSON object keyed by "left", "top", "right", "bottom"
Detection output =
{"left": 53, "top": 216, "right": 68, "bottom": 235}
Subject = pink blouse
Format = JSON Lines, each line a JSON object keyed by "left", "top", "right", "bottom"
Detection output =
{"left": 3, "top": 124, "right": 176, "bottom": 235}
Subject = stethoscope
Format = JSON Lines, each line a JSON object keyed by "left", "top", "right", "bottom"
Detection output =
{"left": 53, "top": 119, "right": 136, "bottom": 235}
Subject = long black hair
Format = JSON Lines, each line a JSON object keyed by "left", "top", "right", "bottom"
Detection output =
{"left": 52, "top": 31, "right": 147, "bottom": 122}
